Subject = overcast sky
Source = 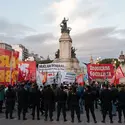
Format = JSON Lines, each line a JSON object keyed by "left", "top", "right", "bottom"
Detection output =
{"left": 0, "top": 0, "right": 125, "bottom": 63}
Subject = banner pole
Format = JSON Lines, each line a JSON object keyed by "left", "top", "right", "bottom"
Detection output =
{"left": 10, "top": 50, "right": 13, "bottom": 85}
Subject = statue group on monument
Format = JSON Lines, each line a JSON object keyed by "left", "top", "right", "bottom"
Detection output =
{"left": 60, "top": 17, "right": 71, "bottom": 34}
{"left": 55, "top": 18, "right": 76, "bottom": 59}
{"left": 55, "top": 47, "right": 76, "bottom": 59}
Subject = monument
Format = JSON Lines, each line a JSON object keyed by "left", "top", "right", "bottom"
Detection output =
{"left": 53, "top": 18, "right": 81, "bottom": 74}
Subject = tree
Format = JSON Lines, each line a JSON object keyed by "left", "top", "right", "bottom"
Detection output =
{"left": 99, "top": 58, "right": 120, "bottom": 68}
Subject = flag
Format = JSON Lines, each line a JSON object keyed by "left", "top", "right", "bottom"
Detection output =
{"left": 76, "top": 74, "right": 84, "bottom": 85}
{"left": 84, "top": 74, "right": 88, "bottom": 81}
{"left": 110, "top": 75, "right": 119, "bottom": 85}
{"left": 115, "top": 66, "right": 125, "bottom": 79}
{"left": 110, "top": 66, "right": 124, "bottom": 85}
{"left": 83, "top": 62, "right": 90, "bottom": 66}
{"left": 42, "top": 72, "right": 47, "bottom": 84}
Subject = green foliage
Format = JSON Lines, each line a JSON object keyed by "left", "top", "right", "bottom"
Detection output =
{"left": 99, "top": 58, "right": 120, "bottom": 68}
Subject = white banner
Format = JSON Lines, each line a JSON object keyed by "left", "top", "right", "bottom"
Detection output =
{"left": 61, "top": 72, "right": 76, "bottom": 83}
{"left": 38, "top": 63, "right": 65, "bottom": 72}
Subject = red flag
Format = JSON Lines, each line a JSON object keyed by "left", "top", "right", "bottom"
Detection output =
{"left": 110, "top": 66, "right": 124, "bottom": 85}
{"left": 110, "top": 75, "right": 119, "bottom": 85}
{"left": 115, "top": 66, "right": 125, "bottom": 79}
{"left": 76, "top": 74, "right": 84, "bottom": 86}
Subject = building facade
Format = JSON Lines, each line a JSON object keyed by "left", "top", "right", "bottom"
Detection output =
{"left": 0, "top": 41, "right": 13, "bottom": 51}
{"left": 12, "top": 44, "right": 29, "bottom": 61}
{"left": 118, "top": 51, "right": 125, "bottom": 62}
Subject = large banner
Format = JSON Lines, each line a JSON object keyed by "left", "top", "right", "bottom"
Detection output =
{"left": 87, "top": 64, "right": 114, "bottom": 79}
{"left": 38, "top": 63, "right": 65, "bottom": 73}
{"left": 0, "top": 48, "right": 19, "bottom": 85}
{"left": 61, "top": 72, "right": 76, "bottom": 83}
{"left": 18, "top": 61, "right": 36, "bottom": 82}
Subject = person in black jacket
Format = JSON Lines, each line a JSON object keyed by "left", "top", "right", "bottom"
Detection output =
{"left": 17, "top": 84, "right": 28, "bottom": 120}
{"left": 56, "top": 86, "right": 67, "bottom": 122}
{"left": 42, "top": 85, "right": 55, "bottom": 121}
{"left": 111, "top": 85, "right": 118, "bottom": 116}
{"left": 31, "top": 84, "right": 41, "bottom": 120}
{"left": 5, "top": 85, "right": 16, "bottom": 119}
{"left": 117, "top": 87, "right": 125, "bottom": 123}
{"left": 84, "top": 85, "right": 97, "bottom": 123}
{"left": 100, "top": 84, "right": 113, "bottom": 123}
{"left": 68, "top": 86, "right": 81, "bottom": 123}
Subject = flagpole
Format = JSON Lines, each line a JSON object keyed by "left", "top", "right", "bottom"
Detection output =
{"left": 10, "top": 50, "right": 13, "bottom": 85}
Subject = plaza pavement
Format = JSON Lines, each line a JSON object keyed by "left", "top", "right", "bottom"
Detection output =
{"left": 0, "top": 109, "right": 124, "bottom": 125}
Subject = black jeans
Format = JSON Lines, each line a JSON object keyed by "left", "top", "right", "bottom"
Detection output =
{"left": 102, "top": 103, "right": 112, "bottom": 121}
{"left": 0, "top": 101, "right": 3, "bottom": 112}
{"left": 44, "top": 102, "right": 53, "bottom": 120}
{"left": 5, "top": 101, "right": 13, "bottom": 118}
{"left": 32, "top": 104, "right": 40, "bottom": 119}
{"left": 70, "top": 105, "right": 80, "bottom": 121}
{"left": 18, "top": 104, "right": 27, "bottom": 119}
{"left": 85, "top": 104, "right": 96, "bottom": 122}
{"left": 57, "top": 102, "right": 66, "bottom": 120}
{"left": 118, "top": 104, "right": 125, "bottom": 122}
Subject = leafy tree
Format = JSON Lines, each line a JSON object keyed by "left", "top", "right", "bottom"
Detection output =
{"left": 99, "top": 58, "right": 120, "bottom": 68}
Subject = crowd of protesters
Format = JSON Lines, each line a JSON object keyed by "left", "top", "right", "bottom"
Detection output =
{"left": 0, "top": 81, "right": 125, "bottom": 123}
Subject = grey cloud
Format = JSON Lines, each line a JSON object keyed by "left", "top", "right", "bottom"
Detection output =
{"left": 70, "top": 7, "right": 99, "bottom": 22}
{"left": 22, "top": 33, "right": 57, "bottom": 43}
{"left": 0, "top": 19, "right": 36, "bottom": 36}
{"left": 73, "top": 27, "right": 116, "bottom": 41}
{"left": 72, "top": 27, "right": 125, "bottom": 61}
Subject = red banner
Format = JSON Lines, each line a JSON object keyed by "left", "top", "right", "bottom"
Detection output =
{"left": 87, "top": 64, "right": 114, "bottom": 79}
{"left": 0, "top": 48, "right": 19, "bottom": 85}
{"left": 76, "top": 74, "right": 84, "bottom": 86}
{"left": 18, "top": 61, "right": 36, "bottom": 82}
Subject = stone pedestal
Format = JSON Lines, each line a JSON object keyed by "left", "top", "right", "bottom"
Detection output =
{"left": 53, "top": 32, "right": 81, "bottom": 74}
{"left": 59, "top": 33, "right": 72, "bottom": 59}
